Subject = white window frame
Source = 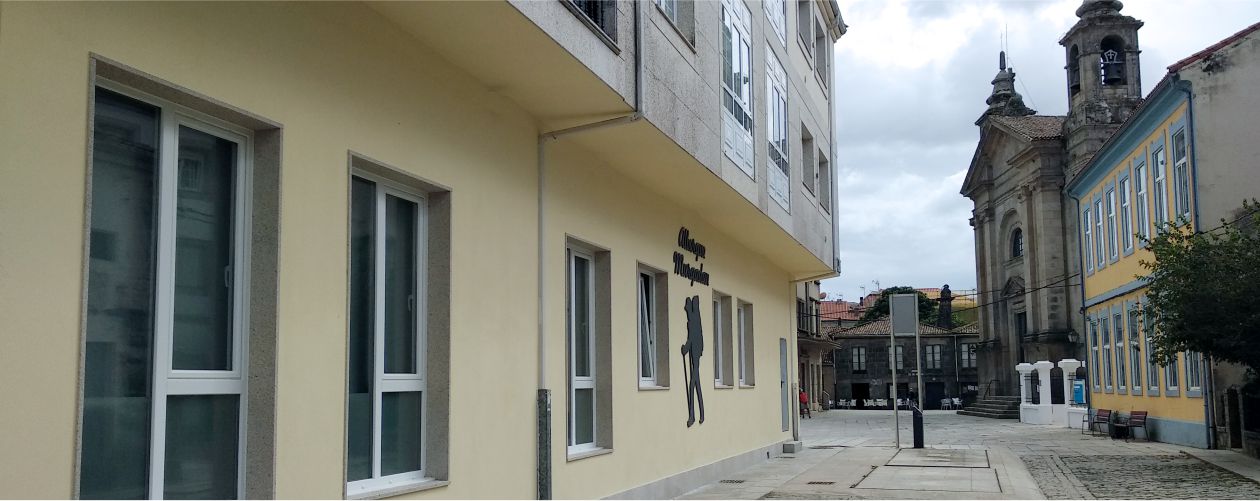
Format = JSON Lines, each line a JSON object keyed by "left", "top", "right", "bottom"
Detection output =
{"left": 766, "top": 47, "right": 790, "bottom": 211}
{"left": 1120, "top": 177, "right": 1133, "bottom": 252}
{"left": 892, "top": 344, "right": 904, "bottom": 371}
{"left": 637, "top": 271, "right": 658, "bottom": 387}
{"left": 1090, "top": 322, "right": 1101, "bottom": 390}
{"left": 721, "top": 0, "right": 755, "bottom": 177}
{"left": 1083, "top": 208, "right": 1094, "bottom": 274}
{"left": 1106, "top": 189, "right": 1118, "bottom": 260}
{"left": 1094, "top": 199, "right": 1105, "bottom": 268}
{"left": 1144, "top": 310, "right": 1160, "bottom": 391}
{"left": 737, "top": 302, "right": 752, "bottom": 386}
{"left": 1153, "top": 146, "right": 1168, "bottom": 228}
{"left": 764, "top": 0, "right": 786, "bottom": 45}
{"left": 926, "top": 345, "right": 942, "bottom": 370}
{"left": 851, "top": 346, "right": 867, "bottom": 372}
{"left": 346, "top": 172, "right": 429, "bottom": 497}
{"left": 1101, "top": 316, "right": 1113, "bottom": 391}
{"left": 1113, "top": 313, "right": 1126, "bottom": 391}
{"left": 1128, "top": 309, "right": 1142, "bottom": 391}
{"left": 1186, "top": 351, "right": 1202, "bottom": 392}
{"left": 1165, "top": 352, "right": 1180, "bottom": 393}
{"left": 1172, "top": 129, "right": 1191, "bottom": 220}
{"left": 713, "top": 296, "right": 725, "bottom": 386}
{"left": 1135, "top": 162, "right": 1149, "bottom": 240}
{"left": 95, "top": 81, "right": 253, "bottom": 499}
{"left": 567, "top": 247, "right": 598, "bottom": 453}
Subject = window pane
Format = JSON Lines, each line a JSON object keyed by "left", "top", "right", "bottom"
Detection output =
{"left": 172, "top": 126, "right": 236, "bottom": 371}
{"left": 164, "top": 394, "right": 239, "bottom": 500}
{"left": 82, "top": 87, "right": 160, "bottom": 500}
{"left": 384, "top": 195, "right": 418, "bottom": 374}
{"left": 573, "top": 256, "right": 591, "bottom": 378}
{"left": 381, "top": 391, "right": 423, "bottom": 476}
{"left": 638, "top": 274, "right": 653, "bottom": 379}
{"left": 347, "top": 177, "right": 375, "bottom": 482}
{"left": 574, "top": 388, "right": 594, "bottom": 445}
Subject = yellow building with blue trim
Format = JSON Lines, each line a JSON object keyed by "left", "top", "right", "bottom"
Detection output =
{"left": 1068, "top": 86, "right": 1207, "bottom": 446}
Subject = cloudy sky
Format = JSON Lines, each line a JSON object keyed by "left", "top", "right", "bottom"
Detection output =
{"left": 821, "top": 0, "right": 1260, "bottom": 302}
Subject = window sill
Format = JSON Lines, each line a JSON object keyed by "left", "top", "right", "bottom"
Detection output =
{"left": 638, "top": 384, "right": 670, "bottom": 391}
{"left": 348, "top": 479, "right": 449, "bottom": 500}
{"left": 567, "top": 447, "right": 613, "bottom": 462}
{"left": 715, "top": 383, "right": 735, "bottom": 389}
{"left": 739, "top": 384, "right": 756, "bottom": 389}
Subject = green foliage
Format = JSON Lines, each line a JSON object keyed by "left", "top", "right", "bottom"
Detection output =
{"left": 1139, "top": 200, "right": 1260, "bottom": 370}
{"left": 860, "top": 286, "right": 939, "bottom": 322}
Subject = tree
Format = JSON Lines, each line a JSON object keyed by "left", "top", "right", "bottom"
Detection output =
{"left": 1140, "top": 201, "right": 1260, "bottom": 371}
{"left": 859, "top": 286, "right": 938, "bottom": 322}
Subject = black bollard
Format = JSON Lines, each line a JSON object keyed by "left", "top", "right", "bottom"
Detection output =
{"left": 912, "top": 404, "right": 924, "bottom": 449}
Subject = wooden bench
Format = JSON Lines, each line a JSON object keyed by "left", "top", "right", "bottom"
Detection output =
{"left": 1121, "top": 411, "right": 1149, "bottom": 442}
{"left": 1086, "top": 409, "right": 1112, "bottom": 436}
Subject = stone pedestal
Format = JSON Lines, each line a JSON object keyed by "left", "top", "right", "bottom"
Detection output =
{"left": 1058, "top": 359, "right": 1085, "bottom": 428}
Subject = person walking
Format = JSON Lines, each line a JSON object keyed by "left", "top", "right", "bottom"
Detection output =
{"left": 799, "top": 389, "right": 811, "bottom": 419}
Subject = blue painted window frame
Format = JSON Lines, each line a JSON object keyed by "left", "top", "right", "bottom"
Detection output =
{"left": 1125, "top": 301, "right": 1142, "bottom": 396}
{"left": 1111, "top": 306, "right": 1126, "bottom": 392}
{"left": 1089, "top": 319, "right": 1101, "bottom": 391}
{"left": 1169, "top": 117, "right": 1192, "bottom": 222}
{"left": 1101, "top": 310, "right": 1113, "bottom": 393}
{"left": 1150, "top": 135, "right": 1169, "bottom": 232}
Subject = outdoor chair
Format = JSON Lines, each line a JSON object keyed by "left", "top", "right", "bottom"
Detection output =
{"left": 952, "top": 397, "right": 963, "bottom": 409}
{"left": 1087, "top": 409, "right": 1112, "bottom": 436}
{"left": 1123, "top": 411, "right": 1149, "bottom": 442}
{"left": 940, "top": 398, "right": 953, "bottom": 410}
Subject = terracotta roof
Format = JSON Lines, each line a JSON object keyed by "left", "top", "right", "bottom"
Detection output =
{"left": 952, "top": 322, "right": 981, "bottom": 334}
{"left": 989, "top": 115, "right": 1066, "bottom": 141}
{"left": 828, "top": 317, "right": 950, "bottom": 337}
{"left": 1168, "top": 21, "right": 1260, "bottom": 73}
{"left": 820, "top": 300, "right": 862, "bottom": 321}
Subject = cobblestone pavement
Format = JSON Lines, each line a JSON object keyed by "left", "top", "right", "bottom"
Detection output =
{"left": 682, "top": 410, "right": 1260, "bottom": 499}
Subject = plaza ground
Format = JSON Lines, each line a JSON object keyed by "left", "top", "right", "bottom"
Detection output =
{"left": 682, "top": 410, "right": 1260, "bottom": 499}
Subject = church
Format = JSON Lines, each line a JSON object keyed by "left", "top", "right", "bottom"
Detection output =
{"left": 961, "top": 0, "right": 1144, "bottom": 399}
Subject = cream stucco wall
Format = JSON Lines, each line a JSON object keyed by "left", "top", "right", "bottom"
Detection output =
{"left": 0, "top": 2, "right": 799, "bottom": 499}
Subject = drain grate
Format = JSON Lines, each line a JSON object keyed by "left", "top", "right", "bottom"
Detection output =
{"left": 809, "top": 445, "right": 847, "bottom": 449}
{"left": 720, "top": 479, "right": 746, "bottom": 484}
{"left": 806, "top": 481, "right": 836, "bottom": 485}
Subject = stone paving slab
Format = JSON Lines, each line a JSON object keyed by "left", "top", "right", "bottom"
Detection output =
{"left": 887, "top": 448, "right": 990, "bottom": 468}
{"left": 855, "top": 466, "right": 1001, "bottom": 493}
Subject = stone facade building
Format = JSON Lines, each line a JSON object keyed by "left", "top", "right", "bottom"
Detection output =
{"left": 829, "top": 318, "right": 981, "bottom": 410}
{"left": 961, "top": 0, "right": 1144, "bottom": 398}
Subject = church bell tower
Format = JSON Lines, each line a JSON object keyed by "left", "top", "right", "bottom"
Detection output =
{"left": 1060, "top": 0, "right": 1144, "bottom": 180}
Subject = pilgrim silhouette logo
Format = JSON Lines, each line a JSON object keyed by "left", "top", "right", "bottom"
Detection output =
{"left": 681, "top": 295, "right": 705, "bottom": 427}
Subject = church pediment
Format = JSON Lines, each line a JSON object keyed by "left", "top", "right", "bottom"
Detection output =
{"left": 1002, "top": 276, "right": 1026, "bottom": 298}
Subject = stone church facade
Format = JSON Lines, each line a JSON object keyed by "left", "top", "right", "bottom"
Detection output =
{"left": 961, "top": 0, "right": 1144, "bottom": 397}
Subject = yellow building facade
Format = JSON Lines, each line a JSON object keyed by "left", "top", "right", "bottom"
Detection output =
{"left": 0, "top": 1, "right": 845, "bottom": 499}
{"left": 1069, "top": 91, "right": 1208, "bottom": 447}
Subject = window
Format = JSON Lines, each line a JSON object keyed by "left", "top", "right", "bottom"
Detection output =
{"left": 654, "top": 0, "right": 695, "bottom": 44}
{"left": 1135, "top": 162, "right": 1149, "bottom": 240}
{"left": 1101, "top": 317, "right": 1113, "bottom": 389}
{"left": 81, "top": 86, "right": 250, "bottom": 499}
{"left": 1015, "top": 312, "right": 1028, "bottom": 341}
{"left": 1094, "top": 199, "right": 1105, "bottom": 268}
{"left": 818, "top": 153, "right": 832, "bottom": 212}
{"left": 1153, "top": 146, "right": 1168, "bottom": 228}
{"left": 637, "top": 268, "right": 669, "bottom": 387}
{"left": 1106, "top": 189, "right": 1118, "bottom": 260}
{"left": 656, "top": 0, "right": 676, "bottom": 21}
{"left": 1120, "top": 177, "right": 1133, "bottom": 252}
{"left": 347, "top": 173, "right": 429, "bottom": 495}
{"left": 566, "top": 245, "right": 608, "bottom": 453}
{"left": 851, "top": 346, "right": 867, "bottom": 373}
{"left": 1166, "top": 352, "right": 1180, "bottom": 391}
{"left": 802, "top": 127, "right": 816, "bottom": 194}
{"left": 1172, "top": 129, "right": 1191, "bottom": 220}
{"left": 1186, "top": 351, "right": 1203, "bottom": 392}
{"left": 1011, "top": 228, "right": 1024, "bottom": 258}
{"left": 713, "top": 292, "right": 734, "bottom": 386}
{"left": 1068, "top": 45, "right": 1081, "bottom": 95}
{"left": 925, "top": 345, "right": 943, "bottom": 370}
{"left": 890, "top": 344, "right": 904, "bottom": 371}
{"left": 1083, "top": 208, "right": 1094, "bottom": 273}
{"left": 1128, "top": 309, "right": 1142, "bottom": 390}
{"left": 1113, "top": 313, "right": 1126, "bottom": 390}
{"left": 766, "top": 47, "right": 790, "bottom": 210}
{"left": 814, "top": 19, "right": 830, "bottom": 87}
{"left": 721, "top": 0, "right": 755, "bottom": 176}
{"left": 566, "top": 0, "right": 617, "bottom": 41}
{"left": 796, "top": 0, "right": 814, "bottom": 58}
{"left": 764, "top": 0, "right": 786, "bottom": 44}
{"left": 960, "top": 343, "right": 977, "bottom": 369}
{"left": 737, "top": 302, "right": 755, "bottom": 385}
{"left": 796, "top": 299, "right": 808, "bottom": 334}
{"left": 1089, "top": 322, "right": 1101, "bottom": 389}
